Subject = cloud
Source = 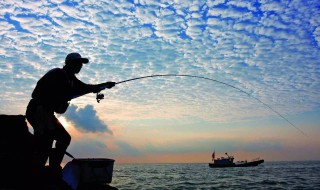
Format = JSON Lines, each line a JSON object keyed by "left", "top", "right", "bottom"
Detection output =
{"left": 68, "top": 138, "right": 108, "bottom": 158}
{"left": 64, "top": 104, "right": 112, "bottom": 134}
{"left": 227, "top": 0, "right": 257, "bottom": 11}
{"left": 0, "top": 0, "right": 319, "bottom": 132}
{"left": 115, "top": 141, "right": 142, "bottom": 156}
{"left": 143, "top": 138, "right": 284, "bottom": 155}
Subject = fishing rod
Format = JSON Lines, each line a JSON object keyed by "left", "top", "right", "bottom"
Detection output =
{"left": 97, "top": 74, "right": 306, "bottom": 136}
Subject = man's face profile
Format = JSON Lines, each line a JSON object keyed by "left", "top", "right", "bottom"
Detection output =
{"left": 72, "top": 62, "right": 83, "bottom": 74}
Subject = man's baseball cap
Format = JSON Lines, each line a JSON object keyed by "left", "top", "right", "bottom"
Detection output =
{"left": 65, "top": 53, "right": 89, "bottom": 64}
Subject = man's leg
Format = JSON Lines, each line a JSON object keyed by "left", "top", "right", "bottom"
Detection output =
{"left": 26, "top": 101, "right": 54, "bottom": 167}
{"left": 49, "top": 118, "right": 71, "bottom": 170}
{"left": 34, "top": 135, "right": 54, "bottom": 167}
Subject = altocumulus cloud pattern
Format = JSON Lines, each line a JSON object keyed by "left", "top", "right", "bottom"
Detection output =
{"left": 0, "top": 0, "right": 319, "bottom": 124}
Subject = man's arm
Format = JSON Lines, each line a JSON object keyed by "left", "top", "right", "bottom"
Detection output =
{"left": 70, "top": 77, "right": 115, "bottom": 99}
{"left": 93, "top": 82, "right": 116, "bottom": 92}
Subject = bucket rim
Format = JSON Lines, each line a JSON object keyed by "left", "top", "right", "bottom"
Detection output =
{"left": 72, "top": 158, "right": 115, "bottom": 162}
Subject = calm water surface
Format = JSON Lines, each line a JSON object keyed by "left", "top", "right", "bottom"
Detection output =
{"left": 111, "top": 161, "right": 320, "bottom": 190}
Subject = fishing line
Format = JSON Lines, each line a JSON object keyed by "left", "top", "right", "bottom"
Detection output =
{"left": 115, "top": 74, "right": 306, "bottom": 136}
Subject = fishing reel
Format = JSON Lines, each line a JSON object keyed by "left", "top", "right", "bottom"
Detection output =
{"left": 96, "top": 93, "right": 104, "bottom": 103}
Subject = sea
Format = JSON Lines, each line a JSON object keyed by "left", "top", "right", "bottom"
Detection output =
{"left": 110, "top": 161, "right": 320, "bottom": 190}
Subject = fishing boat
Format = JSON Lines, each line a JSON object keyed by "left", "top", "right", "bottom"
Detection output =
{"left": 208, "top": 152, "right": 264, "bottom": 168}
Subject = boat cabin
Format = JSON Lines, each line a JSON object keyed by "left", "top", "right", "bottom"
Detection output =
{"left": 213, "top": 153, "right": 234, "bottom": 165}
{"left": 214, "top": 157, "right": 234, "bottom": 164}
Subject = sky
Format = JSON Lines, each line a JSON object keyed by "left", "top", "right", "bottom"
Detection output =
{"left": 0, "top": 0, "right": 319, "bottom": 164}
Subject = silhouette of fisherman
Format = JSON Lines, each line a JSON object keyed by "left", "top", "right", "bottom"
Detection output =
{"left": 26, "top": 53, "right": 115, "bottom": 178}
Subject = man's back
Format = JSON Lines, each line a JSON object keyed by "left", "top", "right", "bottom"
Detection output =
{"left": 32, "top": 68, "right": 70, "bottom": 111}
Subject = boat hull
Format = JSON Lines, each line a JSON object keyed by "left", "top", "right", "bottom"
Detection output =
{"left": 209, "top": 159, "right": 264, "bottom": 168}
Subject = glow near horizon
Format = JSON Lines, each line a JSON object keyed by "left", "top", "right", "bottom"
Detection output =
{"left": 0, "top": 0, "right": 319, "bottom": 163}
